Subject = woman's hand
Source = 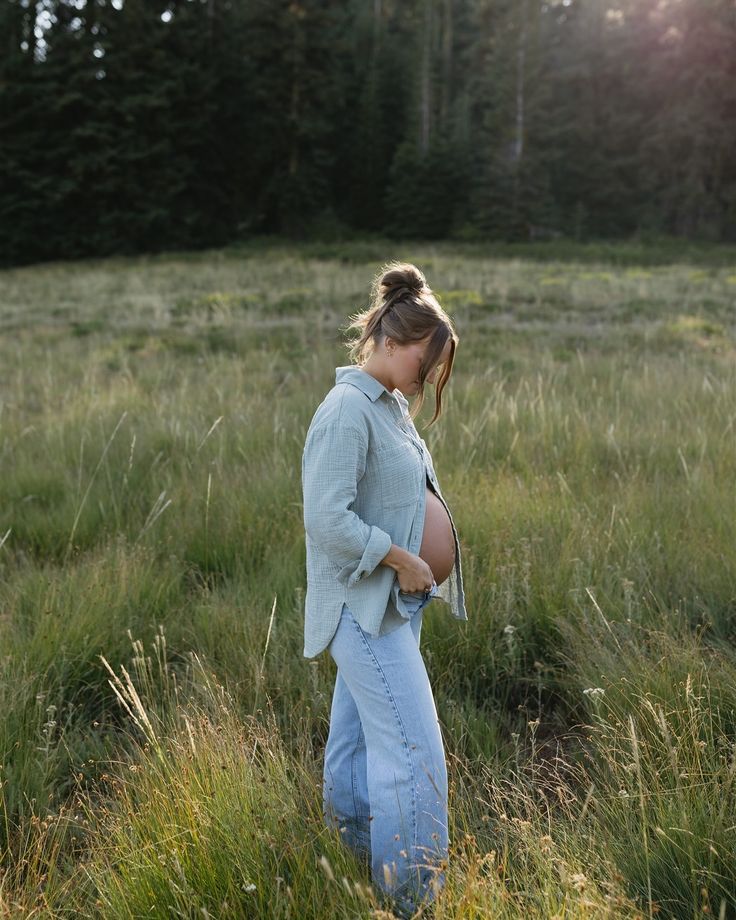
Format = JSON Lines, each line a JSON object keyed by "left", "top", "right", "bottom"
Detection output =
{"left": 395, "top": 552, "right": 435, "bottom": 593}
{"left": 398, "top": 556, "right": 434, "bottom": 594}
{"left": 380, "top": 544, "right": 434, "bottom": 592}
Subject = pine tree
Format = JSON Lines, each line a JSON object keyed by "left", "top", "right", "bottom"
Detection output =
{"left": 638, "top": 0, "right": 736, "bottom": 239}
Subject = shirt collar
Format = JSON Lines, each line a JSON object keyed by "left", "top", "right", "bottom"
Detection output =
{"left": 335, "top": 365, "right": 408, "bottom": 408}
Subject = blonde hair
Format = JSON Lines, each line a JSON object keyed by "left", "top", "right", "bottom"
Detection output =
{"left": 344, "top": 261, "right": 458, "bottom": 428}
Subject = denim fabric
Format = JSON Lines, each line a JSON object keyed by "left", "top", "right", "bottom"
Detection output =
{"left": 301, "top": 364, "right": 467, "bottom": 659}
{"left": 323, "top": 588, "right": 447, "bottom": 918}
{"left": 379, "top": 580, "right": 439, "bottom": 636}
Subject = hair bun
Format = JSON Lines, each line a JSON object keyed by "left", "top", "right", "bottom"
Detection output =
{"left": 378, "top": 262, "right": 426, "bottom": 298}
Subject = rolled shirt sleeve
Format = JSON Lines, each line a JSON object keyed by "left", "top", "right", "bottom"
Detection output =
{"left": 302, "top": 421, "right": 392, "bottom": 588}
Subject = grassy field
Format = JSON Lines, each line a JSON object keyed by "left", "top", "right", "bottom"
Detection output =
{"left": 0, "top": 239, "right": 735, "bottom": 917}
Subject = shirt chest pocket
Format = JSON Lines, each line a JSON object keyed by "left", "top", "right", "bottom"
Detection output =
{"left": 369, "top": 440, "right": 423, "bottom": 509}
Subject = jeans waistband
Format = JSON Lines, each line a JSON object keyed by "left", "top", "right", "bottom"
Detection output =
{"left": 399, "top": 581, "right": 439, "bottom": 602}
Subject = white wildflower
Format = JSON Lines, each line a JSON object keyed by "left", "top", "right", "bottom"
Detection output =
{"left": 570, "top": 872, "right": 587, "bottom": 891}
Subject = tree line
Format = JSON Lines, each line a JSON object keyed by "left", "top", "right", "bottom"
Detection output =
{"left": 1, "top": 0, "right": 734, "bottom": 267}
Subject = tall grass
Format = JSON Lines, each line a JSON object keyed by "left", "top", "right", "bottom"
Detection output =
{"left": 0, "top": 241, "right": 735, "bottom": 916}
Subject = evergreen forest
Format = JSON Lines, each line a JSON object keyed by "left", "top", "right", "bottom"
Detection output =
{"left": 2, "top": 0, "right": 735, "bottom": 268}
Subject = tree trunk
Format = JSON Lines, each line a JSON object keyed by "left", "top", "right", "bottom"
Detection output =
{"left": 514, "top": 0, "right": 527, "bottom": 164}
{"left": 440, "top": 0, "right": 452, "bottom": 129}
{"left": 373, "top": 0, "right": 382, "bottom": 57}
{"left": 420, "top": 0, "right": 432, "bottom": 154}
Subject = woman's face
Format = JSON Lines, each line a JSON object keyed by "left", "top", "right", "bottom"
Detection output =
{"left": 390, "top": 334, "right": 452, "bottom": 397}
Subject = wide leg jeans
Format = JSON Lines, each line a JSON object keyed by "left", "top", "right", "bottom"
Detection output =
{"left": 323, "top": 589, "right": 448, "bottom": 916}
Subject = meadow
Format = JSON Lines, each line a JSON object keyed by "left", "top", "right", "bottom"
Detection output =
{"left": 0, "top": 239, "right": 735, "bottom": 918}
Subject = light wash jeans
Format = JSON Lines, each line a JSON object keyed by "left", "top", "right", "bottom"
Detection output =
{"left": 323, "top": 584, "right": 447, "bottom": 918}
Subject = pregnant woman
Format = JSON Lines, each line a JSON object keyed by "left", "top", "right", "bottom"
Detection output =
{"left": 301, "top": 262, "right": 467, "bottom": 917}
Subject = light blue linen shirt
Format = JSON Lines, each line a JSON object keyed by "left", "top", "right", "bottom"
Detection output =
{"left": 301, "top": 364, "right": 467, "bottom": 659}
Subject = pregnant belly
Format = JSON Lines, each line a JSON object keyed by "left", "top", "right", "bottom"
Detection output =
{"left": 418, "top": 484, "right": 455, "bottom": 586}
